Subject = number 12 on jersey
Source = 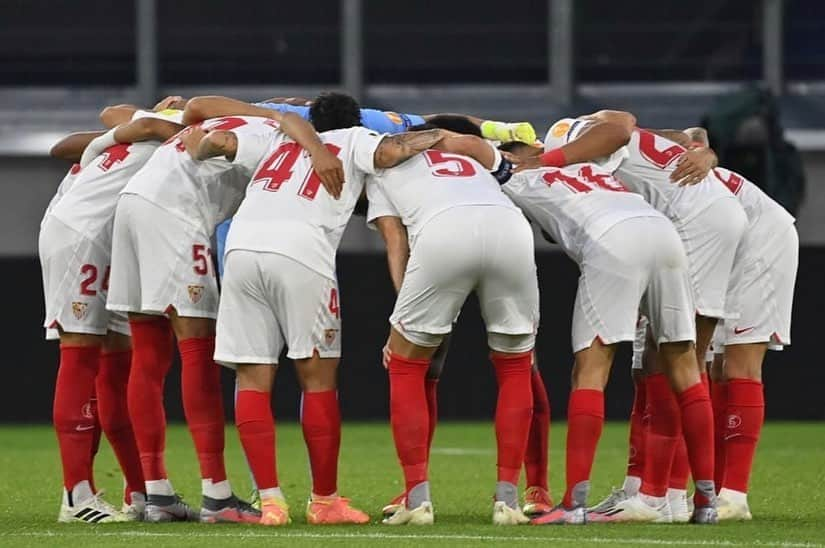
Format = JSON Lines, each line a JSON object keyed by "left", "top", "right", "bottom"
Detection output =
{"left": 252, "top": 143, "right": 341, "bottom": 200}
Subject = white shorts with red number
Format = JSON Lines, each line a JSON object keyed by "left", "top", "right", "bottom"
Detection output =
{"left": 573, "top": 215, "right": 696, "bottom": 353}
{"left": 39, "top": 216, "right": 129, "bottom": 339}
{"left": 107, "top": 194, "right": 219, "bottom": 318}
{"left": 717, "top": 223, "right": 798, "bottom": 350}
{"left": 390, "top": 205, "right": 539, "bottom": 350}
{"left": 674, "top": 195, "right": 747, "bottom": 319}
{"left": 214, "top": 250, "right": 342, "bottom": 367}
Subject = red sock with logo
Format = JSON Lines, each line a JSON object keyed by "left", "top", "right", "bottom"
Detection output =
{"left": 641, "top": 373, "right": 680, "bottom": 497}
{"left": 53, "top": 345, "right": 100, "bottom": 493}
{"left": 97, "top": 349, "right": 145, "bottom": 501}
{"left": 626, "top": 376, "right": 648, "bottom": 481}
{"left": 525, "top": 368, "right": 550, "bottom": 490}
{"left": 127, "top": 317, "right": 174, "bottom": 481}
{"left": 711, "top": 380, "right": 728, "bottom": 491}
{"left": 677, "top": 381, "right": 715, "bottom": 506}
{"left": 388, "top": 353, "right": 431, "bottom": 493}
{"left": 301, "top": 390, "right": 341, "bottom": 496}
{"left": 563, "top": 389, "right": 604, "bottom": 507}
{"left": 179, "top": 337, "right": 227, "bottom": 484}
{"left": 425, "top": 378, "right": 438, "bottom": 457}
{"left": 236, "top": 389, "right": 278, "bottom": 490}
{"left": 492, "top": 352, "right": 534, "bottom": 485}
{"left": 723, "top": 379, "right": 764, "bottom": 493}
{"left": 88, "top": 389, "right": 101, "bottom": 494}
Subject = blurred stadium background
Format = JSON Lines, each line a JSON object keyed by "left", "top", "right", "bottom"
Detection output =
{"left": 2, "top": 0, "right": 824, "bottom": 422}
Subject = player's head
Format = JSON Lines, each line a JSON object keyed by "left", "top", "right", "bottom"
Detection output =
{"left": 499, "top": 141, "right": 542, "bottom": 162}
{"left": 418, "top": 114, "right": 482, "bottom": 137}
{"left": 309, "top": 92, "right": 362, "bottom": 132}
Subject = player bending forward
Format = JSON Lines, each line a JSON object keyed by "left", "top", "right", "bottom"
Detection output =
{"left": 40, "top": 107, "right": 183, "bottom": 522}
{"left": 192, "top": 94, "right": 455, "bottom": 526}
{"left": 366, "top": 130, "right": 539, "bottom": 526}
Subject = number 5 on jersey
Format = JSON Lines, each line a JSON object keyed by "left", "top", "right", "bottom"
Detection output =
{"left": 252, "top": 143, "right": 342, "bottom": 200}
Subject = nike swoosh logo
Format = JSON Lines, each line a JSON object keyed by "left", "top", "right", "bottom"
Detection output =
{"left": 75, "top": 424, "right": 96, "bottom": 432}
{"left": 724, "top": 433, "right": 742, "bottom": 441}
{"left": 733, "top": 326, "right": 755, "bottom": 335}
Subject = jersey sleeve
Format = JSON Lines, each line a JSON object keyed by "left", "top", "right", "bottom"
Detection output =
{"left": 348, "top": 127, "right": 386, "bottom": 176}
{"left": 131, "top": 108, "right": 184, "bottom": 124}
{"left": 232, "top": 130, "right": 276, "bottom": 177}
{"left": 360, "top": 109, "right": 425, "bottom": 134}
{"left": 365, "top": 179, "right": 401, "bottom": 230}
{"left": 542, "top": 118, "right": 583, "bottom": 150}
{"left": 253, "top": 103, "right": 311, "bottom": 120}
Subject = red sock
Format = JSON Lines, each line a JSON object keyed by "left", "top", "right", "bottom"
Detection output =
{"left": 492, "top": 352, "right": 533, "bottom": 485}
{"left": 641, "top": 373, "right": 680, "bottom": 497}
{"left": 236, "top": 389, "right": 278, "bottom": 490}
{"left": 524, "top": 368, "right": 550, "bottom": 490}
{"left": 563, "top": 388, "right": 604, "bottom": 507}
{"left": 388, "top": 353, "right": 430, "bottom": 493}
{"left": 425, "top": 378, "right": 438, "bottom": 456}
{"left": 97, "top": 349, "right": 145, "bottom": 500}
{"left": 711, "top": 380, "right": 728, "bottom": 491}
{"left": 677, "top": 382, "right": 715, "bottom": 506}
{"left": 53, "top": 345, "right": 100, "bottom": 492}
{"left": 626, "top": 376, "right": 647, "bottom": 480}
{"left": 127, "top": 317, "right": 174, "bottom": 481}
{"left": 723, "top": 378, "right": 764, "bottom": 493}
{"left": 89, "top": 389, "right": 101, "bottom": 494}
{"left": 301, "top": 390, "right": 341, "bottom": 496}
{"left": 179, "top": 337, "right": 227, "bottom": 484}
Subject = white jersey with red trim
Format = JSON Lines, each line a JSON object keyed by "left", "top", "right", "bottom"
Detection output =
{"left": 502, "top": 163, "right": 661, "bottom": 262}
{"left": 45, "top": 109, "right": 183, "bottom": 245}
{"left": 42, "top": 163, "right": 81, "bottom": 223}
{"left": 122, "top": 115, "right": 279, "bottom": 231}
{"left": 365, "top": 149, "right": 518, "bottom": 238}
{"left": 226, "top": 126, "right": 384, "bottom": 280}
{"left": 711, "top": 166, "right": 795, "bottom": 233}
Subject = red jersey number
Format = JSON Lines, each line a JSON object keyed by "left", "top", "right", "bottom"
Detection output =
{"left": 98, "top": 144, "right": 131, "bottom": 172}
{"left": 79, "top": 264, "right": 110, "bottom": 295}
{"left": 328, "top": 288, "right": 340, "bottom": 319}
{"left": 252, "top": 143, "right": 342, "bottom": 200}
{"left": 637, "top": 129, "right": 685, "bottom": 169}
{"left": 423, "top": 150, "right": 476, "bottom": 178}
{"left": 713, "top": 169, "right": 744, "bottom": 195}
{"left": 542, "top": 166, "right": 628, "bottom": 194}
{"left": 192, "top": 244, "right": 210, "bottom": 275}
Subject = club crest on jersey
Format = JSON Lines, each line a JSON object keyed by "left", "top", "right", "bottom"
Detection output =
{"left": 188, "top": 285, "right": 204, "bottom": 304}
{"left": 324, "top": 328, "right": 339, "bottom": 346}
{"left": 551, "top": 121, "right": 571, "bottom": 138}
{"left": 81, "top": 401, "right": 94, "bottom": 420}
{"left": 385, "top": 112, "right": 403, "bottom": 125}
{"left": 727, "top": 414, "right": 742, "bottom": 429}
{"left": 71, "top": 302, "right": 88, "bottom": 320}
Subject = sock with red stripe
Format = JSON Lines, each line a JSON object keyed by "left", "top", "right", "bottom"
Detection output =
{"left": 127, "top": 317, "right": 174, "bottom": 481}
{"left": 677, "top": 381, "right": 716, "bottom": 506}
{"left": 179, "top": 337, "right": 227, "bottom": 486}
{"left": 641, "top": 373, "right": 680, "bottom": 497}
{"left": 425, "top": 378, "right": 438, "bottom": 457}
{"left": 301, "top": 390, "right": 341, "bottom": 496}
{"left": 722, "top": 378, "right": 764, "bottom": 494}
{"left": 711, "top": 380, "right": 728, "bottom": 491}
{"left": 97, "top": 349, "right": 145, "bottom": 501}
{"left": 236, "top": 389, "right": 278, "bottom": 490}
{"left": 563, "top": 388, "right": 604, "bottom": 507}
{"left": 626, "top": 376, "right": 647, "bottom": 486}
{"left": 388, "top": 353, "right": 431, "bottom": 494}
{"left": 524, "top": 367, "right": 550, "bottom": 490}
{"left": 53, "top": 345, "right": 100, "bottom": 493}
{"left": 492, "top": 352, "right": 534, "bottom": 486}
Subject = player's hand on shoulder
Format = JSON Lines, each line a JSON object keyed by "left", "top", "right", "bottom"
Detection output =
{"left": 309, "top": 146, "right": 345, "bottom": 200}
{"left": 180, "top": 126, "right": 208, "bottom": 159}
{"left": 512, "top": 153, "right": 542, "bottom": 173}
{"left": 154, "top": 95, "right": 186, "bottom": 112}
{"left": 670, "top": 146, "right": 717, "bottom": 186}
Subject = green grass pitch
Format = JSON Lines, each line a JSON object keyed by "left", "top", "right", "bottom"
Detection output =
{"left": 0, "top": 422, "right": 823, "bottom": 547}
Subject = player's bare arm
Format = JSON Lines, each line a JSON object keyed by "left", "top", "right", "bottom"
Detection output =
{"left": 99, "top": 104, "right": 140, "bottom": 128}
{"left": 182, "top": 95, "right": 285, "bottom": 126}
{"left": 374, "top": 216, "right": 409, "bottom": 294}
{"left": 188, "top": 129, "right": 237, "bottom": 161}
{"left": 114, "top": 118, "right": 185, "bottom": 144}
{"left": 153, "top": 95, "right": 187, "bottom": 111}
{"left": 49, "top": 130, "right": 106, "bottom": 162}
{"left": 374, "top": 129, "right": 446, "bottom": 168}
{"left": 684, "top": 126, "right": 710, "bottom": 146}
{"left": 433, "top": 133, "right": 497, "bottom": 169}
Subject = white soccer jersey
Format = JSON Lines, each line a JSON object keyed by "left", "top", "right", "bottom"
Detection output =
{"left": 226, "top": 125, "right": 384, "bottom": 280}
{"left": 42, "top": 164, "right": 81, "bottom": 222}
{"left": 544, "top": 119, "right": 731, "bottom": 224}
{"left": 502, "top": 163, "right": 660, "bottom": 262}
{"left": 711, "top": 166, "right": 795, "bottom": 232}
{"left": 122, "top": 115, "right": 280, "bottom": 231}
{"left": 366, "top": 149, "right": 518, "bottom": 237}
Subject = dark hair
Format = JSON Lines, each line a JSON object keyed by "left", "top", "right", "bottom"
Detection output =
{"left": 498, "top": 141, "right": 533, "bottom": 155}
{"left": 309, "top": 92, "right": 362, "bottom": 132}
{"left": 419, "top": 114, "right": 482, "bottom": 137}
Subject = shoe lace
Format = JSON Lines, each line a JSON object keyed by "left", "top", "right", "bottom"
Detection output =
{"left": 90, "top": 490, "right": 121, "bottom": 515}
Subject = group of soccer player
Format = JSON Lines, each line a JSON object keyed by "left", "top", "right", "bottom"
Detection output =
{"left": 39, "top": 89, "right": 797, "bottom": 527}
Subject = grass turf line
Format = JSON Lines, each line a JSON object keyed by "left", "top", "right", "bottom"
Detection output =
{"left": 0, "top": 422, "right": 823, "bottom": 547}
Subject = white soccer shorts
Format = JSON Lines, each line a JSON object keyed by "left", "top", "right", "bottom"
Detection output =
{"left": 214, "top": 250, "right": 342, "bottom": 367}
{"left": 107, "top": 194, "right": 219, "bottom": 319}
{"left": 390, "top": 205, "right": 539, "bottom": 350}
{"left": 572, "top": 215, "right": 696, "bottom": 353}
{"left": 39, "top": 216, "right": 129, "bottom": 339}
